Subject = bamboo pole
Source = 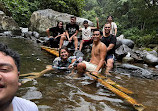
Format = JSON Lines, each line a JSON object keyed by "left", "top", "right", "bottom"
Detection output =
{"left": 85, "top": 72, "right": 145, "bottom": 111}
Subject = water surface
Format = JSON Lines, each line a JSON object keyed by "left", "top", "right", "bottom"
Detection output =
{"left": 0, "top": 37, "right": 158, "bottom": 111}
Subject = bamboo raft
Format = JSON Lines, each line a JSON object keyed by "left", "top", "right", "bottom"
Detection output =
{"left": 40, "top": 46, "right": 145, "bottom": 111}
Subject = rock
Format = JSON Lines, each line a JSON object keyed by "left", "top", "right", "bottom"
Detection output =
{"left": 155, "top": 65, "right": 158, "bottom": 69}
{"left": 119, "top": 39, "right": 134, "bottom": 49}
{"left": 148, "top": 50, "right": 157, "bottom": 57}
{"left": 117, "top": 63, "right": 153, "bottom": 79}
{"left": 122, "top": 56, "right": 134, "bottom": 63}
{"left": 3, "top": 31, "right": 12, "bottom": 37}
{"left": 1, "top": 15, "right": 21, "bottom": 35}
{"left": 29, "top": 9, "right": 93, "bottom": 36}
{"left": 115, "top": 44, "right": 141, "bottom": 61}
{"left": 32, "top": 31, "right": 40, "bottom": 39}
{"left": 143, "top": 53, "right": 158, "bottom": 66}
{"left": 117, "top": 34, "right": 124, "bottom": 40}
{"left": 24, "top": 31, "right": 32, "bottom": 39}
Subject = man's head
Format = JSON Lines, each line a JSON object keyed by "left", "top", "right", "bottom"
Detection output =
{"left": 107, "top": 16, "right": 113, "bottom": 23}
{"left": 92, "top": 29, "right": 102, "bottom": 42}
{"left": 104, "top": 22, "right": 111, "bottom": 35}
{"left": 83, "top": 20, "right": 89, "bottom": 28}
{"left": 70, "top": 16, "right": 76, "bottom": 24}
{"left": 0, "top": 43, "right": 21, "bottom": 108}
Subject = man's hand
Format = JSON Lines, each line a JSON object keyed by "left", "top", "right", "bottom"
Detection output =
{"left": 92, "top": 71, "right": 98, "bottom": 75}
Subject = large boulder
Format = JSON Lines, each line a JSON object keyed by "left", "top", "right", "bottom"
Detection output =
{"left": 0, "top": 11, "right": 21, "bottom": 35}
{"left": 143, "top": 53, "right": 158, "bottom": 66}
{"left": 115, "top": 44, "right": 141, "bottom": 61}
{"left": 116, "top": 39, "right": 134, "bottom": 49}
{"left": 29, "top": 9, "right": 94, "bottom": 36}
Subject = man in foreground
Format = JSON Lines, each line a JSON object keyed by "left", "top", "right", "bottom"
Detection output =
{"left": 0, "top": 43, "right": 38, "bottom": 111}
{"left": 59, "top": 16, "right": 79, "bottom": 50}
{"left": 101, "top": 22, "right": 116, "bottom": 75}
{"left": 77, "top": 29, "right": 107, "bottom": 76}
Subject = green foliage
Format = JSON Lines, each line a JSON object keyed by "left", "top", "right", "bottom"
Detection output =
{"left": 0, "top": 0, "right": 85, "bottom": 26}
{"left": 0, "top": 0, "right": 33, "bottom": 27}
{"left": 33, "top": 0, "right": 85, "bottom": 17}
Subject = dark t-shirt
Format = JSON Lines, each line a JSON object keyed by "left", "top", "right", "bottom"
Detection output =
{"left": 101, "top": 34, "right": 116, "bottom": 55}
{"left": 66, "top": 23, "right": 79, "bottom": 36}
{"left": 49, "top": 27, "right": 65, "bottom": 37}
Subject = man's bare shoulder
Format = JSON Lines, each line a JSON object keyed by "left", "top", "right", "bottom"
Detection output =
{"left": 99, "top": 42, "right": 106, "bottom": 48}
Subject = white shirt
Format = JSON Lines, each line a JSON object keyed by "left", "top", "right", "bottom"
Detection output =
{"left": 81, "top": 27, "right": 92, "bottom": 40}
{"left": 103, "top": 22, "right": 117, "bottom": 35}
{"left": 12, "top": 97, "right": 38, "bottom": 111}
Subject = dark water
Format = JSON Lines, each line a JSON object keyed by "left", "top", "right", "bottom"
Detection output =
{"left": 1, "top": 37, "right": 158, "bottom": 111}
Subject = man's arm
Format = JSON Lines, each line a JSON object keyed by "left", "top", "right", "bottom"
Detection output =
{"left": 70, "top": 30, "right": 79, "bottom": 39}
{"left": 114, "top": 28, "right": 117, "bottom": 36}
{"left": 107, "top": 44, "right": 115, "bottom": 52}
{"left": 91, "top": 17, "right": 99, "bottom": 30}
{"left": 95, "top": 43, "right": 107, "bottom": 72}
{"left": 46, "top": 28, "right": 51, "bottom": 38}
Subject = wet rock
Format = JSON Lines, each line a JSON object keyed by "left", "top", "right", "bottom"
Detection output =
{"left": 143, "top": 53, "right": 158, "bottom": 66}
{"left": 117, "top": 63, "right": 154, "bottom": 79}
{"left": 1, "top": 16, "right": 21, "bottom": 35}
{"left": 122, "top": 56, "right": 134, "bottom": 63}
{"left": 24, "top": 31, "right": 32, "bottom": 39}
{"left": 115, "top": 44, "right": 140, "bottom": 61}
{"left": 120, "top": 39, "right": 134, "bottom": 49}
{"left": 29, "top": 9, "right": 93, "bottom": 36}
{"left": 155, "top": 65, "right": 158, "bottom": 69}
{"left": 3, "top": 31, "right": 12, "bottom": 37}
{"left": 32, "top": 31, "right": 40, "bottom": 39}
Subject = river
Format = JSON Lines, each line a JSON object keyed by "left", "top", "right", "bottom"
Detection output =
{"left": 0, "top": 37, "right": 158, "bottom": 111}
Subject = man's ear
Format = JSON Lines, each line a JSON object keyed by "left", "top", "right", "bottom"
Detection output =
{"left": 18, "top": 72, "right": 22, "bottom": 86}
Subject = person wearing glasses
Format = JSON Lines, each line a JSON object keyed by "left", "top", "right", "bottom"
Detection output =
{"left": 76, "top": 29, "right": 107, "bottom": 77}
{"left": 103, "top": 16, "right": 117, "bottom": 37}
{"left": 101, "top": 22, "right": 116, "bottom": 76}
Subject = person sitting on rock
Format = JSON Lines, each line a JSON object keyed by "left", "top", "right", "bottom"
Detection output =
{"left": 46, "top": 21, "right": 65, "bottom": 48}
{"left": 79, "top": 17, "right": 99, "bottom": 51}
{"left": 59, "top": 16, "right": 79, "bottom": 51}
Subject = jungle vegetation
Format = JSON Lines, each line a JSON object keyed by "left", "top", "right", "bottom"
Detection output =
{"left": 0, "top": 0, "right": 157, "bottom": 47}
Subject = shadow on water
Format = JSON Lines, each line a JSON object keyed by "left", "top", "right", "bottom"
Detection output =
{"left": 1, "top": 37, "right": 158, "bottom": 111}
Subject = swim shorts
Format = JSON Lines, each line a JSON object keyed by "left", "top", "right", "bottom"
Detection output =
{"left": 82, "top": 61, "right": 102, "bottom": 72}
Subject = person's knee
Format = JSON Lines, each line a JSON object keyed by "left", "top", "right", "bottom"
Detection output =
{"left": 73, "top": 36, "right": 78, "bottom": 41}
{"left": 106, "top": 59, "right": 114, "bottom": 67}
{"left": 77, "top": 63, "right": 86, "bottom": 70}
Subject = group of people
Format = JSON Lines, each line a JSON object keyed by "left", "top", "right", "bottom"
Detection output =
{"left": 49, "top": 15, "right": 117, "bottom": 76}
{"left": 0, "top": 15, "right": 117, "bottom": 110}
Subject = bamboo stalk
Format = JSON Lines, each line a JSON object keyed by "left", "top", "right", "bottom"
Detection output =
{"left": 89, "top": 73, "right": 133, "bottom": 94}
{"left": 85, "top": 72, "right": 145, "bottom": 111}
{"left": 41, "top": 46, "right": 59, "bottom": 57}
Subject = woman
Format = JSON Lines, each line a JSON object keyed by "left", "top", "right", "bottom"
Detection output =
{"left": 52, "top": 46, "right": 76, "bottom": 70}
{"left": 46, "top": 21, "right": 65, "bottom": 48}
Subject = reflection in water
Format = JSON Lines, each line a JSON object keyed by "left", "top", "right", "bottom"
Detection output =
{"left": 0, "top": 37, "right": 158, "bottom": 111}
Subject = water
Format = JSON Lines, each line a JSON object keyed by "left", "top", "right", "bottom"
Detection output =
{"left": 0, "top": 37, "right": 158, "bottom": 111}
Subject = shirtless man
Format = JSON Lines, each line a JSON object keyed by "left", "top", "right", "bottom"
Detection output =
{"left": 77, "top": 29, "right": 107, "bottom": 76}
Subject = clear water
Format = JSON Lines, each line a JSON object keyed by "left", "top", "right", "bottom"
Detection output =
{"left": 0, "top": 37, "right": 158, "bottom": 111}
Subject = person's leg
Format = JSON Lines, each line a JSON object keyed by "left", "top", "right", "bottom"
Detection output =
{"left": 105, "top": 55, "right": 114, "bottom": 75}
{"left": 77, "top": 62, "right": 86, "bottom": 76}
{"left": 79, "top": 40, "right": 84, "bottom": 51}
{"left": 49, "top": 38, "right": 54, "bottom": 47}
{"left": 73, "top": 36, "right": 78, "bottom": 50}
{"left": 59, "top": 35, "right": 66, "bottom": 49}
